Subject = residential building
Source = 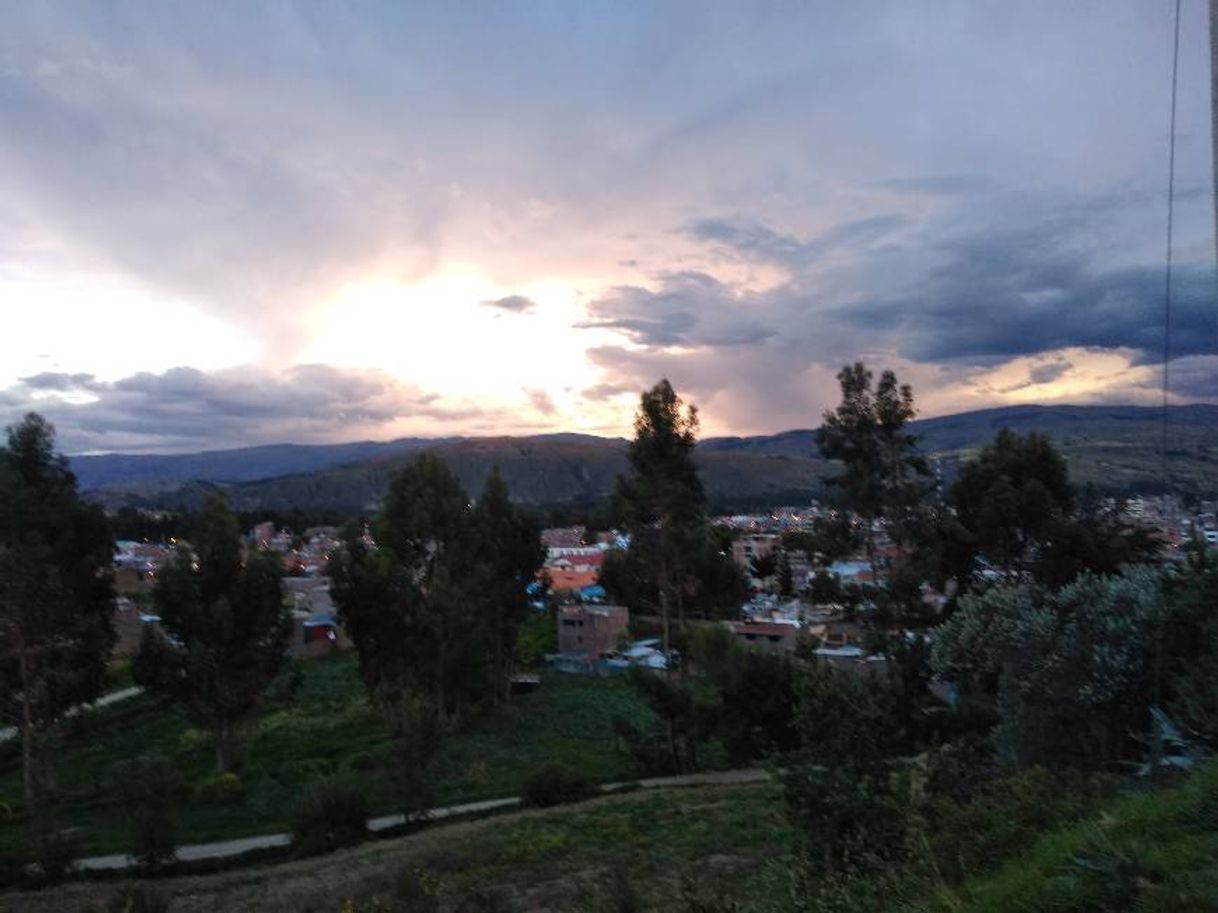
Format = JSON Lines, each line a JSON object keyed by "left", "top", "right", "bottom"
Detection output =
{"left": 557, "top": 603, "right": 629, "bottom": 659}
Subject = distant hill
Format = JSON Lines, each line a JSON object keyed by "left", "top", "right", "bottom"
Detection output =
{"left": 69, "top": 437, "right": 457, "bottom": 490}
{"left": 77, "top": 404, "right": 1218, "bottom": 512}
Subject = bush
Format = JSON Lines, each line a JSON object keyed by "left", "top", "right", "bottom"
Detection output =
{"left": 34, "top": 828, "right": 77, "bottom": 885}
{"left": 385, "top": 696, "right": 444, "bottom": 821}
{"left": 521, "top": 761, "right": 596, "bottom": 807}
{"left": 278, "top": 757, "right": 335, "bottom": 784}
{"left": 923, "top": 767, "right": 1114, "bottom": 883}
{"left": 110, "top": 754, "right": 178, "bottom": 867}
{"left": 291, "top": 778, "right": 368, "bottom": 856}
{"left": 343, "top": 750, "right": 379, "bottom": 773}
{"left": 192, "top": 771, "right": 245, "bottom": 805}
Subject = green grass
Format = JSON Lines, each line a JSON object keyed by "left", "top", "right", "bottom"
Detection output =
{"left": 914, "top": 763, "right": 1218, "bottom": 913}
{"left": 395, "top": 782, "right": 795, "bottom": 910}
{"left": 0, "top": 655, "right": 655, "bottom": 861}
{"left": 328, "top": 783, "right": 794, "bottom": 913}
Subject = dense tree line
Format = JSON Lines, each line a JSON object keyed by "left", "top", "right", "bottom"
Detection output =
{"left": 328, "top": 457, "right": 543, "bottom": 720}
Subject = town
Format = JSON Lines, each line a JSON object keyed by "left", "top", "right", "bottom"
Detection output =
{"left": 2, "top": 2, "right": 1216, "bottom": 911}
{"left": 3, "top": 369, "right": 1217, "bottom": 913}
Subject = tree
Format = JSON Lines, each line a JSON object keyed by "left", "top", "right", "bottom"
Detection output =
{"left": 781, "top": 662, "right": 907, "bottom": 881}
{"left": 136, "top": 491, "right": 289, "bottom": 772}
{"left": 0, "top": 414, "right": 116, "bottom": 802}
{"left": 748, "top": 552, "right": 778, "bottom": 588}
{"left": 949, "top": 429, "right": 1073, "bottom": 578}
{"left": 776, "top": 549, "right": 795, "bottom": 597}
{"left": 330, "top": 455, "right": 540, "bottom": 719}
{"left": 932, "top": 568, "right": 1164, "bottom": 769}
{"left": 470, "top": 468, "right": 544, "bottom": 703}
{"left": 612, "top": 379, "right": 714, "bottom": 653}
{"left": 817, "top": 363, "right": 929, "bottom": 573}
{"left": 949, "top": 431, "right": 1162, "bottom": 588}
{"left": 331, "top": 454, "right": 476, "bottom": 716}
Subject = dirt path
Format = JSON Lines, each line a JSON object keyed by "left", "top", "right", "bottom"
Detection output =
{"left": 72, "top": 768, "right": 768, "bottom": 872}
{"left": 0, "top": 687, "right": 143, "bottom": 744}
{"left": 0, "top": 776, "right": 775, "bottom": 913}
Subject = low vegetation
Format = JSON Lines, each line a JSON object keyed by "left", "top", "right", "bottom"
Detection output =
{"left": 0, "top": 660, "right": 654, "bottom": 863}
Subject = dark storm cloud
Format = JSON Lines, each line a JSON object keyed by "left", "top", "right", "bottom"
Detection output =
{"left": 840, "top": 227, "right": 1217, "bottom": 365}
{"left": 877, "top": 174, "right": 998, "bottom": 196}
{"left": 1133, "top": 355, "right": 1218, "bottom": 400}
{"left": 1028, "top": 360, "right": 1073, "bottom": 386}
{"left": 993, "top": 358, "right": 1074, "bottom": 394}
{"left": 0, "top": 365, "right": 481, "bottom": 453}
{"left": 481, "top": 295, "right": 536, "bottom": 314}
{"left": 579, "top": 272, "right": 777, "bottom": 348}
{"left": 19, "top": 372, "right": 105, "bottom": 392}
{"left": 685, "top": 214, "right": 907, "bottom": 270}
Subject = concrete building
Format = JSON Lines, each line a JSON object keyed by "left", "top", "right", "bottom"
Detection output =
{"left": 557, "top": 603, "right": 629, "bottom": 659}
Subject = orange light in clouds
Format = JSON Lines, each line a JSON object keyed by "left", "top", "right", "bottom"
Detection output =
{"left": 958, "top": 348, "right": 1159, "bottom": 408}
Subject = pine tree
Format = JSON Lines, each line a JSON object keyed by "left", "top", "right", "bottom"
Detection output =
{"left": 613, "top": 379, "right": 708, "bottom": 654}
{"left": 0, "top": 414, "right": 116, "bottom": 802}
{"left": 138, "top": 491, "right": 289, "bottom": 772}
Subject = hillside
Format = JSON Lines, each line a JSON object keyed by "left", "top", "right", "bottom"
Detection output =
{"left": 78, "top": 404, "right": 1218, "bottom": 511}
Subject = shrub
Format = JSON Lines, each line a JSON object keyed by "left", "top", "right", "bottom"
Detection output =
{"left": 343, "top": 750, "right": 379, "bottom": 773}
{"left": 291, "top": 778, "right": 368, "bottom": 856}
{"left": 279, "top": 757, "right": 335, "bottom": 784}
{"left": 193, "top": 771, "right": 245, "bottom": 805}
{"left": 385, "top": 696, "right": 444, "bottom": 821}
{"left": 110, "top": 754, "right": 178, "bottom": 867}
{"left": 924, "top": 767, "right": 1114, "bottom": 884}
{"left": 521, "top": 761, "right": 596, "bottom": 808}
{"left": 34, "top": 828, "right": 77, "bottom": 885}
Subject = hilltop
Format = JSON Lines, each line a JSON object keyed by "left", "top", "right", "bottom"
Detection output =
{"left": 73, "top": 404, "right": 1218, "bottom": 511}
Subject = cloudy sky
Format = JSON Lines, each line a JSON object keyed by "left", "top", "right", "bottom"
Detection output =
{"left": 1, "top": 1, "right": 1215, "bottom": 453}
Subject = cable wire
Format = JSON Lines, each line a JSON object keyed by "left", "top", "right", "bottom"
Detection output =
{"left": 1161, "top": 0, "right": 1183, "bottom": 496}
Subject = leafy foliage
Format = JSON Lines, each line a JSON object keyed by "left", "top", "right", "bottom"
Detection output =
{"left": 329, "top": 456, "right": 542, "bottom": 719}
{"left": 520, "top": 761, "right": 596, "bottom": 807}
{"left": 291, "top": 777, "right": 369, "bottom": 856}
{"left": 949, "top": 429, "right": 1072, "bottom": 575}
{"left": 817, "top": 363, "right": 929, "bottom": 533}
{"left": 110, "top": 753, "right": 178, "bottom": 866}
{"left": 932, "top": 568, "right": 1165, "bottom": 768}
{"left": 136, "top": 491, "right": 290, "bottom": 771}
{"left": 610, "top": 380, "right": 742, "bottom": 645}
{"left": 0, "top": 413, "right": 116, "bottom": 801}
{"left": 781, "top": 662, "right": 907, "bottom": 882}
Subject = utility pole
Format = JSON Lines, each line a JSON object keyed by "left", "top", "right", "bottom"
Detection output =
{"left": 1211, "top": 0, "right": 1218, "bottom": 268}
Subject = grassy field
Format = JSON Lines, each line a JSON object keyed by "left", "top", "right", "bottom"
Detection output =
{"left": 909, "top": 762, "right": 1218, "bottom": 913}
{"left": 0, "top": 782, "right": 793, "bottom": 913}
{"left": 0, "top": 655, "right": 655, "bottom": 860}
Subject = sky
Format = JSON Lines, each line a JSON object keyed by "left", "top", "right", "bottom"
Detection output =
{"left": 1, "top": 0, "right": 1215, "bottom": 453}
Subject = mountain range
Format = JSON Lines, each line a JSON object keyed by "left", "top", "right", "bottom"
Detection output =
{"left": 71, "top": 404, "right": 1218, "bottom": 512}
